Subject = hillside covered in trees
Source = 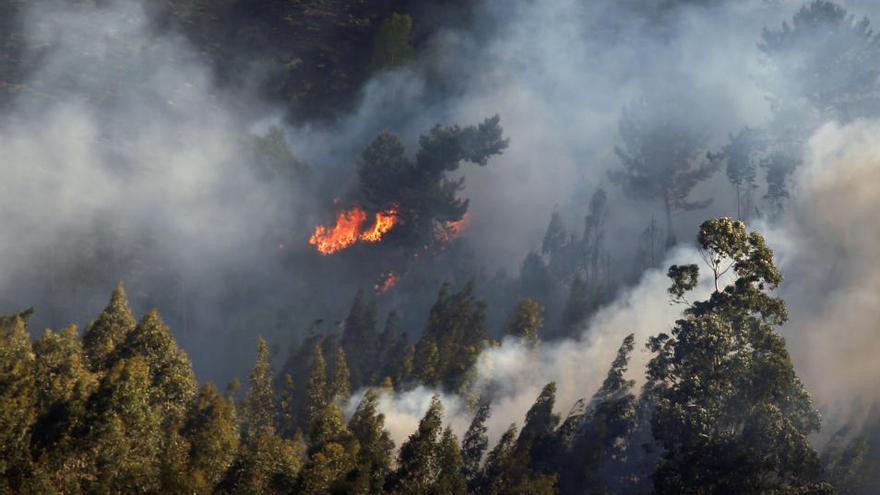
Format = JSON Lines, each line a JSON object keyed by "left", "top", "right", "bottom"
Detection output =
{"left": 2, "top": 0, "right": 880, "bottom": 493}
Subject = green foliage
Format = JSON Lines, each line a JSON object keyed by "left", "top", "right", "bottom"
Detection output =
{"left": 305, "top": 344, "right": 329, "bottom": 431}
{"left": 83, "top": 356, "right": 163, "bottom": 493}
{"left": 371, "top": 12, "right": 415, "bottom": 71}
{"left": 504, "top": 299, "right": 544, "bottom": 347}
{"left": 0, "top": 316, "right": 37, "bottom": 492}
{"left": 243, "top": 336, "right": 276, "bottom": 438}
{"left": 413, "top": 281, "right": 490, "bottom": 391}
{"left": 461, "top": 402, "right": 491, "bottom": 488}
{"left": 431, "top": 427, "right": 468, "bottom": 495}
{"left": 559, "top": 334, "right": 638, "bottom": 495}
{"left": 120, "top": 309, "right": 197, "bottom": 428}
{"left": 349, "top": 389, "right": 395, "bottom": 494}
{"left": 341, "top": 289, "right": 379, "bottom": 389}
{"left": 82, "top": 282, "right": 136, "bottom": 372}
{"left": 184, "top": 384, "right": 240, "bottom": 494}
{"left": 357, "top": 116, "right": 508, "bottom": 247}
{"left": 390, "top": 395, "right": 445, "bottom": 494}
{"left": 647, "top": 218, "right": 826, "bottom": 494}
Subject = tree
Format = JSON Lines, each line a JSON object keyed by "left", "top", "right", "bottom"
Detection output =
{"left": 560, "top": 334, "right": 638, "bottom": 495}
{"left": 340, "top": 289, "right": 379, "bottom": 390}
{"left": 357, "top": 117, "right": 508, "bottom": 248}
{"left": 0, "top": 315, "right": 37, "bottom": 492}
{"left": 279, "top": 373, "right": 297, "bottom": 439}
{"left": 516, "top": 383, "right": 560, "bottom": 476}
{"left": 760, "top": 0, "right": 880, "bottom": 122}
{"left": 610, "top": 94, "right": 718, "bottom": 247}
{"left": 504, "top": 299, "right": 544, "bottom": 347}
{"left": 82, "top": 282, "right": 136, "bottom": 372}
{"left": 330, "top": 346, "right": 352, "bottom": 404}
{"left": 243, "top": 336, "right": 276, "bottom": 438}
{"left": 119, "top": 309, "right": 197, "bottom": 429}
{"left": 461, "top": 402, "right": 491, "bottom": 489}
{"left": 183, "top": 384, "right": 239, "bottom": 494}
{"left": 370, "top": 12, "right": 415, "bottom": 70}
{"left": 647, "top": 218, "right": 831, "bottom": 493}
{"left": 30, "top": 325, "right": 97, "bottom": 491}
{"left": 431, "top": 427, "right": 468, "bottom": 495}
{"left": 305, "top": 344, "right": 328, "bottom": 430}
{"left": 477, "top": 420, "right": 557, "bottom": 495}
{"left": 714, "top": 127, "right": 762, "bottom": 220}
{"left": 82, "top": 357, "right": 163, "bottom": 494}
{"left": 390, "top": 395, "right": 444, "bottom": 494}
{"left": 349, "top": 389, "right": 394, "bottom": 494}
{"left": 413, "top": 281, "right": 490, "bottom": 391}
{"left": 300, "top": 401, "right": 357, "bottom": 494}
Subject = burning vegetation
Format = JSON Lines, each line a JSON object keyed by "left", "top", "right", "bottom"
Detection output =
{"left": 308, "top": 206, "right": 399, "bottom": 255}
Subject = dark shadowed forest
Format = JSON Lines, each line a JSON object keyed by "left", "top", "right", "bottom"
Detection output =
{"left": 2, "top": 0, "right": 880, "bottom": 493}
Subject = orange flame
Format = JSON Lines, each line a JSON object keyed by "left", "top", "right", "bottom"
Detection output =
{"left": 374, "top": 271, "right": 398, "bottom": 293}
{"left": 361, "top": 210, "right": 398, "bottom": 243}
{"left": 309, "top": 206, "right": 398, "bottom": 255}
{"left": 435, "top": 213, "right": 471, "bottom": 243}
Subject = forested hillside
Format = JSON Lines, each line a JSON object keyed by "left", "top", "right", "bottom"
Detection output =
{"left": 2, "top": 0, "right": 880, "bottom": 493}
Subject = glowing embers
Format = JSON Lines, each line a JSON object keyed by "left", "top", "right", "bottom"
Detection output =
{"left": 434, "top": 213, "right": 471, "bottom": 244}
{"left": 309, "top": 206, "right": 399, "bottom": 255}
{"left": 373, "top": 271, "right": 398, "bottom": 293}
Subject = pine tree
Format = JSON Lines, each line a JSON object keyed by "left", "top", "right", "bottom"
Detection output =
{"left": 610, "top": 93, "right": 718, "bottom": 247}
{"left": 0, "top": 315, "right": 37, "bottom": 492}
{"left": 83, "top": 357, "right": 163, "bottom": 494}
{"left": 413, "top": 281, "right": 490, "bottom": 391}
{"left": 647, "top": 218, "right": 832, "bottom": 493}
{"left": 461, "top": 402, "right": 491, "bottom": 487}
{"left": 330, "top": 345, "right": 352, "bottom": 403}
{"left": 391, "top": 395, "right": 444, "bottom": 494}
{"left": 119, "top": 309, "right": 197, "bottom": 428}
{"left": 504, "top": 299, "right": 543, "bottom": 347}
{"left": 478, "top": 423, "right": 518, "bottom": 495}
{"left": 183, "top": 384, "right": 239, "bottom": 494}
{"left": 279, "top": 373, "right": 297, "bottom": 439}
{"left": 305, "top": 344, "right": 328, "bottom": 430}
{"left": 340, "top": 289, "right": 379, "bottom": 389}
{"left": 30, "top": 325, "right": 97, "bottom": 491}
{"left": 82, "top": 282, "right": 136, "bottom": 372}
{"left": 299, "top": 402, "right": 357, "bottom": 495}
{"left": 431, "top": 427, "right": 467, "bottom": 495}
{"left": 560, "top": 334, "right": 638, "bottom": 495}
{"left": 348, "top": 389, "right": 394, "bottom": 494}
{"left": 560, "top": 274, "right": 590, "bottom": 337}
{"left": 243, "top": 336, "right": 276, "bottom": 438}
{"left": 515, "top": 383, "right": 560, "bottom": 476}
{"left": 370, "top": 12, "right": 415, "bottom": 70}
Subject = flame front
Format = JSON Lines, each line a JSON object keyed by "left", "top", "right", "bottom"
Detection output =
{"left": 309, "top": 206, "right": 398, "bottom": 255}
{"left": 361, "top": 209, "right": 398, "bottom": 243}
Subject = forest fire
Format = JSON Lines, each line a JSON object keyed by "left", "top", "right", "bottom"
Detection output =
{"left": 308, "top": 206, "right": 398, "bottom": 255}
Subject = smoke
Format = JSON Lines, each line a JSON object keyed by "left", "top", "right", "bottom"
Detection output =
{"left": 771, "top": 120, "right": 880, "bottom": 429}
{"left": 367, "top": 116, "right": 880, "bottom": 446}
{"left": 365, "top": 245, "right": 715, "bottom": 445}
{"left": 0, "top": 0, "right": 308, "bottom": 383}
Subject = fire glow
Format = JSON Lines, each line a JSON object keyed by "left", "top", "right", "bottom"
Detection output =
{"left": 309, "top": 206, "right": 398, "bottom": 255}
{"left": 374, "top": 271, "right": 399, "bottom": 293}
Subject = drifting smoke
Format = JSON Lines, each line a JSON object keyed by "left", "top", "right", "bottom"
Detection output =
{"left": 3, "top": 0, "right": 880, "bottom": 449}
{"left": 366, "top": 117, "right": 880, "bottom": 446}
{"left": 772, "top": 120, "right": 880, "bottom": 431}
